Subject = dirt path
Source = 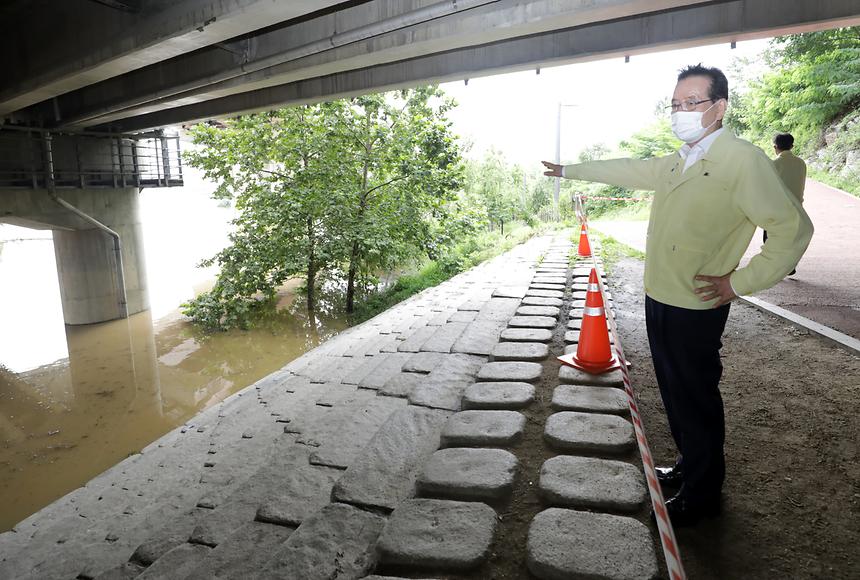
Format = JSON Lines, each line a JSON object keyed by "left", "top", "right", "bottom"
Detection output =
{"left": 610, "top": 255, "right": 860, "bottom": 579}
{"left": 743, "top": 180, "right": 860, "bottom": 340}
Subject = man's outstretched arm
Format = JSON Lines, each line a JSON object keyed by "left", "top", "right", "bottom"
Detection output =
{"left": 542, "top": 156, "right": 671, "bottom": 191}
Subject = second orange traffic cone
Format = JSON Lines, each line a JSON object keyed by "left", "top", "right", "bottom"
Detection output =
{"left": 558, "top": 268, "right": 621, "bottom": 374}
{"left": 577, "top": 223, "right": 592, "bottom": 257}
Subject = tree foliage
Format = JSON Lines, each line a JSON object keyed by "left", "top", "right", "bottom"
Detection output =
{"left": 459, "top": 149, "right": 559, "bottom": 233}
{"left": 331, "top": 88, "right": 463, "bottom": 311}
{"left": 619, "top": 118, "right": 681, "bottom": 159}
{"left": 182, "top": 106, "right": 347, "bottom": 329}
{"left": 181, "top": 88, "right": 463, "bottom": 330}
{"left": 727, "top": 27, "right": 860, "bottom": 149}
{"left": 571, "top": 118, "right": 679, "bottom": 219}
{"left": 462, "top": 149, "right": 522, "bottom": 234}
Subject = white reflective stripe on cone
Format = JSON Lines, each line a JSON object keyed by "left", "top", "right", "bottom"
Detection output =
{"left": 583, "top": 306, "right": 604, "bottom": 317}
{"left": 587, "top": 283, "right": 600, "bottom": 292}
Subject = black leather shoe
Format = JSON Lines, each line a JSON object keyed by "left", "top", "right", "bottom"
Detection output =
{"left": 655, "top": 465, "right": 684, "bottom": 488}
{"left": 661, "top": 494, "right": 721, "bottom": 528}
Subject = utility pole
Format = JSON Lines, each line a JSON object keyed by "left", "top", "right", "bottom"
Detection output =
{"left": 555, "top": 103, "right": 577, "bottom": 208}
{"left": 554, "top": 103, "right": 561, "bottom": 206}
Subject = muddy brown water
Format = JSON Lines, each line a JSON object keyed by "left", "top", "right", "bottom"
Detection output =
{"left": 0, "top": 169, "right": 350, "bottom": 532}
{"left": 0, "top": 291, "right": 347, "bottom": 532}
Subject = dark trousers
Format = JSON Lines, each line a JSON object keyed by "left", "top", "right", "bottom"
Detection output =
{"left": 645, "top": 295, "right": 731, "bottom": 505}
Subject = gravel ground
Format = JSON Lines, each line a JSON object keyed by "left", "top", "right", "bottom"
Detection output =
{"left": 609, "top": 255, "right": 860, "bottom": 580}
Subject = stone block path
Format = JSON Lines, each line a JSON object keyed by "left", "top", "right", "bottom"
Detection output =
{"left": 0, "top": 234, "right": 659, "bottom": 580}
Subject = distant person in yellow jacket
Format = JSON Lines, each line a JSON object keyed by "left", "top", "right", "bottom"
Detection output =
{"left": 767, "top": 132, "right": 807, "bottom": 275}
{"left": 542, "top": 64, "right": 813, "bottom": 527}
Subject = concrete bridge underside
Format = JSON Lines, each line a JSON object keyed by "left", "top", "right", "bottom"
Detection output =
{"left": 2, "top": 0, "right": 859, "bottom": 132}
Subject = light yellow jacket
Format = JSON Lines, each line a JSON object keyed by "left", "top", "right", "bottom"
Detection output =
{"left": 563, "top": 130, "right": 814, "bottom": 309}
{"left": 773, "top": 150, "right": 807, "bottom": 203}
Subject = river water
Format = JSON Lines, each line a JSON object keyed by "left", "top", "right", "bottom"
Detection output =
{"left": 0, "top": 163, "right": 348, "bottom": 531}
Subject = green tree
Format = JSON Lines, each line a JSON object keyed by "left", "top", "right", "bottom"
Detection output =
{"left": 571, "top": 114, "right": 678, "bottom": 219}
{"left": 578, "top": 143, "right": 611, "bottom": 163}
{"left": 182, "top": 106, "right": 347, "bottom": 329}
{"left": 464, "top": 149, "right": 525, "bottom": 234}
{"left": 181, "top": 88, "right": 464, "bottom": 330}
{"left": 730, "top": 27, "right": 860, "bottom": 149}
{"left": 619, "top": 118, "right": 681, "bottom": 159}
{"left": 335, "top": 88, "right": 463, "bottom": 312}
{"left": 527, "top": 172, "right": 553, "bottom": 215}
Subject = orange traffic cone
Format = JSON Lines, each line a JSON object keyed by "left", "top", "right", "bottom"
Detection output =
{"left": 558, "top": 268, "right": 622, "bottom": 374}
{"left": 577, "top": 223, "right": 592, "bottom": 257}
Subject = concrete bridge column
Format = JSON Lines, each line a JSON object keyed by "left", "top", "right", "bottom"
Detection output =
{"left": 52, "top": 188, "right": 149, "bottom": 325}
{"left": 0, "top": 187, "right": 149, "bottom": 325}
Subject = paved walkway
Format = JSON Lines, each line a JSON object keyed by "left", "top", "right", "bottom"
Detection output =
{"left": 593, "top": 179, "right": 860, "bottom": 340}
{"left": 0, "top": 235, "right": 658, "bottom": 580}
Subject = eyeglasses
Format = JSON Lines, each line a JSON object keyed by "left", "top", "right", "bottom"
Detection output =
{"left": 666, "top": 98, "right": 714, "bottom": 113}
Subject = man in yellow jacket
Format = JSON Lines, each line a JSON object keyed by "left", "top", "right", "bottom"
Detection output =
{"left": 768, "top": 132, "right": 807, "bottom": 275}
{"left": 773, "top": 132, "right": 807, "bottom": 204}
{"left": 543, "top": 64, "right": 813, "bottom": 527}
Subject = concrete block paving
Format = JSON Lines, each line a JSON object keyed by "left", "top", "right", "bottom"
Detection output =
{"left": 515, "top": 305, "right": 561, "bottom": 317}
{"left": 490, "top": 341, "right": 550, "bottom": 361}
{"left": 499, "top": 327, "right": 553, "bottom": 342}
{"left": 477, "top": 361, "right": 543, "bottom": 382}
{"left": 377, "top": 499, "right": 497, "bottom": 571}
{"left": 418, "top": 447, "right": 518, "bottom": 501}
{"left": 441, "top": 410, "right": 526, "bottom": 447}
{"left": 544, "top": 411, "right": 636, "bottom": 455}
{"left": 559, "top": 364, "right": 624, "bottom": 387}
{"left": 525, "top": 288, "right": 564, "bottom": 299}
{"left": 539, "top": 455, "right": 647, "bottom": 512}
{"left": 521, "top": 295, "right": 564, "bottom": 307}
{"left": 462, "top": 381, "right": 535, "bottom": 410}
{"left": 507, "top": 315, "right": 557, "bottom": 329}
{"left": 551, "top": 384, "right": 629, "bottom": 415}
{"left": 527, "top": 509, "right": 658, "bottom": 580}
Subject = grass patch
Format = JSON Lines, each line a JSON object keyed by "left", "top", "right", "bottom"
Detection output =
{"left": 350, "top": 261, "right": 451, "bottom": 323}
{"left": 351, "top": 223, "right": 541, "bottom": 323}
{"left": 594, "top": 199, "right": 652, "bottom": 222}
{"left": 809, "top": 170, "right": 860, "bottom": 198}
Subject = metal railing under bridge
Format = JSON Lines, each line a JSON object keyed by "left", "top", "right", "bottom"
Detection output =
{"left": 0, "top": 125, "right": 183, "bottom": 190}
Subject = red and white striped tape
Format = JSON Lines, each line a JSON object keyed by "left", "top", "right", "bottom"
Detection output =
{"left": 576, "top": 195, "right": 686, "bottom": 580}
{"left": 577, "top": 192, "right": 653, "bottom": 202}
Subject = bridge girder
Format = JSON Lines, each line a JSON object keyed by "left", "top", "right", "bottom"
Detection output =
{"left": 2, "top": 0, "right": 859, "bottom": 132}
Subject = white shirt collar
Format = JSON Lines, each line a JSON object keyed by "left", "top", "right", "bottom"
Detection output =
{"left": 679, "top": 127, "right": 724, "bottom": 159}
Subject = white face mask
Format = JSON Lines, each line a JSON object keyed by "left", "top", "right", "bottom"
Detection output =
{"left": 671, "top": 101, "right": 718, "bottom": 143}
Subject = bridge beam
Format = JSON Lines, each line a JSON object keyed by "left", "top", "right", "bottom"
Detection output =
{"left": 29, "top": 0, "right": 713, "bottom": 129}
{"left": 0, "top": 0, "right": 343, "bottom": 118}
{"left": 105, "top": 0, "right": 860, "bottom": 132}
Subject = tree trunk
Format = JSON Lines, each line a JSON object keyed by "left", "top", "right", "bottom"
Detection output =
{"left": 500, "top": 220, "right": 505, "bottom": 236}
{"left": 306, "top": 217, "right": 316, "bottom": 314}
{"left": 346, "top": 239, "right": 359, "bottom": 313}
{"left": 346, "top": 134, "right": 371, "bottom": 314}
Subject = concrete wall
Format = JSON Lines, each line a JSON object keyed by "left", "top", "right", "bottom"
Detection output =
{"left": 0, "top": 187, "right": 149, "bottom": 325}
